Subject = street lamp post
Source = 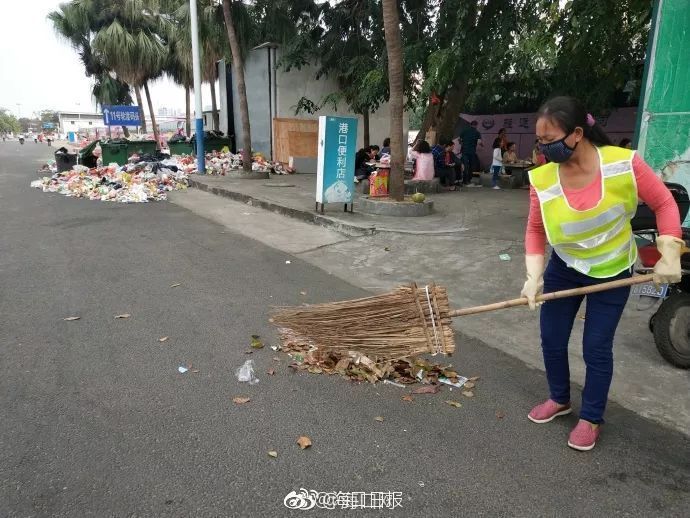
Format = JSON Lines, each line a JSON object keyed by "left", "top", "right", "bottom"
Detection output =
{"left": 190, "top": 0, "right": 205, "bottom": 174}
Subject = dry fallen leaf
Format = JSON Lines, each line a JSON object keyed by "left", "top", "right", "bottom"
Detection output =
{"left": 297, "top": 436, "right": 312, "bottom": 449}
{"left": 114, "top": 314, "right": 131, "bottom": 319}
{"left": 250, "top": 335, "right": 264, "bottom": 349}
{"left": 244, "top": 350, "right": 254, "bottom": 355}
{"left": 445, "top": 400, "right": 462, "bottom": 408}
{"left": 462, "top": 390, "right": 475, "bottom": 398}
{"left": 402, "top": 394, "right": 414, "bottom": 402}
{"left": 496, "top": 410, "right": 505, "bottom": 419}
{"left": 63, "top": 316, "right": 80, "bottom": 321}
{"left": 170, "top": 283, "right": 181, "bottom": 288}
{"left": 464, "top": 382, "right": 475, "bottom": 389}
{"left": 300, "top": 291, "right": 307, "bottom": 296}
{"left": 158, "top": 336, "right": 169, "bottom": 343}
{"left": 307, "top": 366, "right": 323, "bottom": 374}
{"left": 268, "top": 451, "right": 278, "bottom": 458}
{"left": 267, "top": 368, "right": 276, "bottom": 376}
{"left": 232, "top": 397, "right": 251, "bottom": 405}
{"left": 412, "top": 385, "right": 440, "bottom": 394}
{"left": 272, "top": 357, "right": 281, "bottom": 362}
{"left": 469, "top": 376, "right": 480, "bottom": 382}
{"left": 191, "top": 369, "right": 199, "bottom": 373}
{"left": 374, "top": 416, "right": 385, "bottom": 422}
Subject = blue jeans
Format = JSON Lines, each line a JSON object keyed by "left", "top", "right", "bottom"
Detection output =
{"left": 491, "top": 165, "right": 501, "bottom": 187}
{"left": 540, "top": 253, "right": 631, "bottom": 424}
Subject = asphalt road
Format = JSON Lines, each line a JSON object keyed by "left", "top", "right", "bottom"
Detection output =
{"left": 1, "top": 142, "right": 689, "bottom": 517}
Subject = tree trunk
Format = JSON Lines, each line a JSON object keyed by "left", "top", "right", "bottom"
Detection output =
{"left": 121, "top": 126, "right": 130, "bottom": 138}
{"left": 436, "top": 80, "right": 470, "bottom": 140}
{"left": 143, "top": 81, "right": 160, "bottom": 149}
{"left": 185, "top": 84, "right": 191, "bottom": 136}
{"left": 223, "top": 0, "right": 252, "bottom": 172}
{"left": 362, "top": 109, "right": 370, "bottom": 147}
{"left": 415, "top": 97, "right": 444, "bottom": 144}
{"left": 382, "top": 0, "right": 405, "bottom": 201}
{"left": 134, "top": 86, "right": 147, "bottom": 133}
{"left": 210, "top": 79, "right": 219, "bottom": 132}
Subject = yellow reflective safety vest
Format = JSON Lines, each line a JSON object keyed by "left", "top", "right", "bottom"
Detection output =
{"left": 528, "top": 146, "right": 638, "bottom": 278}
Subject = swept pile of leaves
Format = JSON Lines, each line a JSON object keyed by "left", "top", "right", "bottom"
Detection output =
{"left": 279, "top": 328, "right": 466, "bottom": 386}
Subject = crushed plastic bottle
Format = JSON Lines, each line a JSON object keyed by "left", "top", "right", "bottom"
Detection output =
{"left": 235, "top": 359, "right": 259, "bottom": 385}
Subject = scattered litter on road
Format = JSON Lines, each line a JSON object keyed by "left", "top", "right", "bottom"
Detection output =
{"left": 250, "top": 335, "right": 264, "bottom": 349}
{"left": 418, "top": 482, "right": 425, "bottom": 488}
{"left": 270, "top": 345, "right": 280, "bottom": 351}
{"left": 235, "top": 359, "right": 259, "bottom": 384}
{"left": 499, "top": 254, "right": 512, "bottom": 261}
{"left": 63, "top": 316, "right": 80, "bottom": 321}
{"left": 402, "top": 395, "right": 414, "bottom": 402}
{"left": 170, "top": 283, "right": 181, "bottom": 288}
{"left": 462, "top": 390, "right": 475, "bottom": 398}
{"left": 496, "top": 410, "right": 505, "bottom": 419}
{"left": 300, "top": 291, "right": 307, "bottom": 296}
{"left": 266, "top": 368, "right": 276, "bottom": 376}
{"left": 296, "top": 436, "right": 312, "bottom": 449}
{"left": 439, "top": 376, "right": 468, "bottom": 388}
{"left": 375, "top": 416, "right": 385, "bottom": 422}
{"left": 268, "top": 451, "right": 278, "bottom": 458}
{"left": 285, "top": 260, "right": 291, "bottom": 264}
{"left": 463, "top": 381, "right": 475, "bottom": 389}
{"left": 232, "top": 396, "right": 251, "bottom": 405}
{"left": 114, "top": 314, "right": 131, "bottom": 319}
{"left": 280, "top": 328, "right": 472, "bottom": 389}
{"left": 445, "top": 400, "right": 462, "bottom": 408}
{"left": 159, "top": 336, "right": 169, "bottom": 342}
{"left": 178, "top": 366, "right": 189, "bottom": 374}
{"left": 412, "top": 385, "right": 440, "bottom": 394}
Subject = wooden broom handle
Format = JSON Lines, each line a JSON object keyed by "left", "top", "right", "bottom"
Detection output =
{"left": 449, "top": 273, "right": 655, "bottom": 317}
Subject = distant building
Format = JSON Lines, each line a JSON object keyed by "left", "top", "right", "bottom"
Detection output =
{"left": 57, "top": 111, "right": 104, "bottom": 136}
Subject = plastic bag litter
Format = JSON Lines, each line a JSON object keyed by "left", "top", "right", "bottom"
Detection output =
{"left": 235, "top": 359, "right": 259, "bottom": 384}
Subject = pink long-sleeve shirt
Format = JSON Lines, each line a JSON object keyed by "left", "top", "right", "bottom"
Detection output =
{"left": 525, "top": 153, "right": 681, "bottom": 254}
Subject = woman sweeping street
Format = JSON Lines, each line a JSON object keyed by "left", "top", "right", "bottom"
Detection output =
{"left": 522, "top": 96, "right": 683, "bottom": 451}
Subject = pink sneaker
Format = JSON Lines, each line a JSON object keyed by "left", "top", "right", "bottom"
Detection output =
{"left": 528, "top": 399, "right": 572, "bottom": 424}
{"left": 568, "top": 420, "right": 600, "bottom": 451}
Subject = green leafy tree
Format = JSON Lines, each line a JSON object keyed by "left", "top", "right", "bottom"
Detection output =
{"left": 0, "top": 109, "right": 21, "bottom": 134}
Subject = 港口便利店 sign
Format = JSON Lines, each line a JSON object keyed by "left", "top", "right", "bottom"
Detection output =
{"left": 316, "top": 116, "right": 358, "bottom": 207}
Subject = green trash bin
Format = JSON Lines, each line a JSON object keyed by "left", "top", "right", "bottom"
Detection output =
{"left": 129, "top": 141, "right": 158, "bottom": 156}
{"left": 101, "top": 142, "right": 130, "bottom": 166}
{"left": 169, "top": 141, "right": 194, "bottom": 155}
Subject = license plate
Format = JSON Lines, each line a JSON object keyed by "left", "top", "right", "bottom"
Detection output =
{"left": 632, "top": 283, "right": 669, "bottom": 298}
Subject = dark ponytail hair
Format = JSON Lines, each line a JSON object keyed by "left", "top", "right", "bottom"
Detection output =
{"left": 537, "top": 96, "right": 612, "bottom": 147}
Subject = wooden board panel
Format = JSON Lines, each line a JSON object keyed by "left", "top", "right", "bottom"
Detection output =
{"left": 273, "top": 118, "right": 319, "bottom": 163}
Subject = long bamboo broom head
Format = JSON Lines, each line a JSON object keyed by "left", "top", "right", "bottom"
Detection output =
{"left": 272, "top": 283, "right": 455, "bottom": 360}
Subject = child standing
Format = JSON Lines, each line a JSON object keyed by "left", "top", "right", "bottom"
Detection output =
{"left": 491, "top": 138, "right": 503, "bottom": 190}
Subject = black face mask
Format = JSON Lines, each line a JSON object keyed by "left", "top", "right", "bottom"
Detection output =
{"left": 538, "top": 135, "right": 578, "bottom": 163}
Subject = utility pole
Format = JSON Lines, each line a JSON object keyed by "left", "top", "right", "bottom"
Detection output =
{"left": 190, "top": 0, "right": 205, "bottom": 174}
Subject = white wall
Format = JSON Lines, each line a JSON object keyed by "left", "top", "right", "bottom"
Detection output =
{"left": 58, "top": 116, "right": 104, "bottom": 133}
{"left": 275, "top": 48, "right": 408, "bottom": 150}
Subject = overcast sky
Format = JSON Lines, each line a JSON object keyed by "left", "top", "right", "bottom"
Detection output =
{"left": 0, "top": 1, "right": 211, "bottom": 118}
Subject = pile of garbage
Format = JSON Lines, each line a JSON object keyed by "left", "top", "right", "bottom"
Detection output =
{"left": 278, "top": 328, "right": 471, "bottom": 388}
{"left": 200, "top": 150, "right": 295, "bottom": 176}
{"left": 30, "top": 158, "right": 188, "bottom": 203}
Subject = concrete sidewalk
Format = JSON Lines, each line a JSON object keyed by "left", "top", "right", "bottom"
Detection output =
{"left": 187, "top": 174, "right": 690, "bottom": 434}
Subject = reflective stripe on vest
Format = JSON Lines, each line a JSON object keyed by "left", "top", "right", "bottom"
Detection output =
{"left": 528, "top": 146, "right": 638, "bottom": 278}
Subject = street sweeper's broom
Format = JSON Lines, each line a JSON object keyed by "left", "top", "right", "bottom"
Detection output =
{"left": 271, "top": 274, "right": 655, "bottom": 360}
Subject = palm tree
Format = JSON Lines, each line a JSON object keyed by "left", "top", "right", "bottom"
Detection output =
{"left": 222, "top": 0, "right": 252, "bottom": 171}
{"left": 381, "top": 0, "right": 405, "bottom": 201}
{"left": 49, "top": 1, "right": 139, "bottom": 133}
{"left": 92, "top": 1, "right": 170, "bottom": 146}
{"left": 164, "top": 26, "right": 194, "bottom": 135}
